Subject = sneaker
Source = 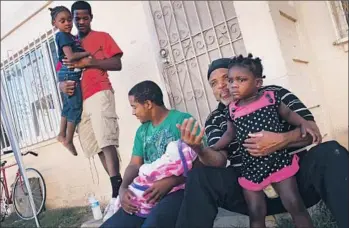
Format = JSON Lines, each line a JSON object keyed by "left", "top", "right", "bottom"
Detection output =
{"left": 103, "top": 198, "right": 119, "bottom": 222}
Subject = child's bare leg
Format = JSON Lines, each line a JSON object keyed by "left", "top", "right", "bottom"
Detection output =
{"left": 57, "top": 117, "right": 67, "bottom": 143}
{"left": 273, "top": 176, "right": 314, "bottom": 228}
{"left": 243, "top": 189, "right": 267, "bottom": 228}
{"left": 63, "top": 121, "right": 78, "bottom": 156}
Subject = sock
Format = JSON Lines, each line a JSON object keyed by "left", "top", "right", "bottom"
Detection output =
{"left": 110, "top": 175, "right": 122, "bottom": 198}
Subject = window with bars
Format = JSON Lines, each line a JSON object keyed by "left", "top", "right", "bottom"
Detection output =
{"left": 329, "top": 1, "right": 349, "bottom": 40}
{"left": 0, "top": 123, "right": 10, "bottom": 152}
{"left": 1, "top": 29, "right": 62, "bottom": 149}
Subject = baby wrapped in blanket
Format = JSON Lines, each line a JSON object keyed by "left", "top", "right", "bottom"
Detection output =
{"left": 115, "top": 140, "right": 197, "bottom": 217}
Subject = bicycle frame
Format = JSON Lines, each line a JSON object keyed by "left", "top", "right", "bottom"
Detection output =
{"left": 0, "top": 162, "right": 23, "bottom": 205}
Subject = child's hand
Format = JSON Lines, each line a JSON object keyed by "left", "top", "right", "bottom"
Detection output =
{"left": 300, "top": 121, "right": 322, "bottom": 145}
{"left": 62, "top": 57, "right": 92, "bottom": 69}
{"left": 59, "top": 80, "right": 76, "bottom": 96}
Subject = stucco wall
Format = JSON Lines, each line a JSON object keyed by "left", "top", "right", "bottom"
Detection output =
{"left": 1, "top": 1, "right": 169, "bottom": 208}
{"left": 268, "top": 1, "right": 348, "bottom": 148}
{"left": 234, "top": 1, "right": 348, "bottom": 148}
{"left": 293, "top": 1, "right": 348, "bottom": 148}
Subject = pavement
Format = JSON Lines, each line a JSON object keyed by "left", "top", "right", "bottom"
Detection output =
{"left": 81, "top": 207, "right": 277, "bottom": 228}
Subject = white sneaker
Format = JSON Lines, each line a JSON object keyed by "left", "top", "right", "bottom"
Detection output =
{"left": 103, "top": 197, "right": 119, "bottom": 222}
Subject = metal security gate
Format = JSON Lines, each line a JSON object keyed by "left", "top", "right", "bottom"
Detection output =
{"left": 1, "top": 28, "right": 62, "bottom": 150}
{"left": 149, "top": 1, "right": 247, "bottom": 125}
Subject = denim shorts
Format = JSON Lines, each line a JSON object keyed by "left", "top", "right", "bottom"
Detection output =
{"left": 58, "top": 66, "right": 82, "bottom": 124}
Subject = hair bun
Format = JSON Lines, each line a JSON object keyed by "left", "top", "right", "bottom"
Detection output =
{"left": 48, "top": 7, "right": 53, "bottom": 11}
{"left": 247, "top": 53, "right": 253, "bottom": 58}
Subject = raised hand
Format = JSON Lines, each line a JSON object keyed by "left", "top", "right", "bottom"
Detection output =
{"left": 176, "top": 117, "right": 205, "bottom": 150}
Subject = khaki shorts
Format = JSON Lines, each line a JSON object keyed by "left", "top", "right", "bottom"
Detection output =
{"left": 78, "top": 90, "right": 119, "bottom": 158}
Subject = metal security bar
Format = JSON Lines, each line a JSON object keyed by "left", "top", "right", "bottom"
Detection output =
{"left": 0, "top": 28, "right": 61, "bottom": 149}
{"left": 149, "top": 1, "right": 246, "bottom": 125}
{"left": 328, "top": 1, "right": 349, "bottom": 40}
{"left": 0, "top": 122, "right": 11, "bottom": 151}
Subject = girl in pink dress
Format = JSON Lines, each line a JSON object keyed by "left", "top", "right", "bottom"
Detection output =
{"left": 213, "top": 54, "right": 321, "bottom": 228}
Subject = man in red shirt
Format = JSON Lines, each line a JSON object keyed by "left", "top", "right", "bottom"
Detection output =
{"left": 59, "top": 1, "right": 122, "bottom": 221}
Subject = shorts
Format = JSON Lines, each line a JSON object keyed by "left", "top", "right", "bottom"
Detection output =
{"left": 57, "top": 65, "right": 81, "bottom": 82}
{"left": 58, "top": 65, "right": 83, "bottom": 124}
{"left": 61, "top": 83, "right": 82, "bottom": 123}
{"left": 78, "top": 90, "right": 120, "bottom": 158}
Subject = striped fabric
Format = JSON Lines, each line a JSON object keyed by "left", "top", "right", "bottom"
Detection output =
{"left": 205, "top": 85, "right": 315, "bottom": 168}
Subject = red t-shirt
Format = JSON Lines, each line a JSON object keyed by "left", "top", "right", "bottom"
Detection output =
{"left": 80, "top": 30, "right": 123, "bottom": 100}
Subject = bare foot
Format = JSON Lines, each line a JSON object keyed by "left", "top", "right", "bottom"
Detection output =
{"left": 57, "top": 134, "right": 66, "bottom": 143}
{"left": 63, "top": 141, "right": 78, "bottom": 156}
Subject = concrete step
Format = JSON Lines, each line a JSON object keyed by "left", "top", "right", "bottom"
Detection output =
{"left": 81, "top": 208, "right": 277, "bottom": 228}
{"left": 81, "top": 218, "right": 103, "bottom": 228}
{"left": 214, "top": 208, "right": 276, "bottom": 228}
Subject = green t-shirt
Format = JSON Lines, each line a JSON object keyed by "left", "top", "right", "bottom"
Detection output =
{"left": 132, "top": 109, "right": 202, "bottom": 164}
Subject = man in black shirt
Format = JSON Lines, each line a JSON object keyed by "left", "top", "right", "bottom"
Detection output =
{"left": 176, "top": 58, "right": 349, "bottom": 228}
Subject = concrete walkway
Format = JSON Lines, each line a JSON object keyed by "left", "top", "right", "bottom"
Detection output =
{"left": 81, "top": 218, "right": 102, "bottom": 228}
{"left": 81, "top": 208, "right": 277, "bottom": 228}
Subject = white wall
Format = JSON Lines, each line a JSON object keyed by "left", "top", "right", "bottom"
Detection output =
{"left": 267, "top": 0, "right": 348, "bottom": 147}
{"left": 267, "top": 1, "right": 333, "bottom": 142}
{"left": 234, "top": 1, "right": 348, "bottom": 148}
{"left": 1, "top": 1, "right": 171, "bottom": 207}
{"left": 233, "top": 1, "right": 289, "bottom": 82}
{"left": 293, "top": 1, "right": 348, "bottom": 147}
{"left": 1, "top": 0, "right": 170, "bottom": 169}
{"left": 1, "top": 1, "right": 49, "bottom": 42}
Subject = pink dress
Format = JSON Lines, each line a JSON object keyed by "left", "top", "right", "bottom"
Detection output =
{"left": 115, "top": 140, "right": 197, "bottom": 217}
{"left": 227, "top": 90, "right": 299, "bottom": 191}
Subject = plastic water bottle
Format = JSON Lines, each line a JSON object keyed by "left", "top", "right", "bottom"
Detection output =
{"left": 88, "top": 196, "right": 103, "bottom": 220}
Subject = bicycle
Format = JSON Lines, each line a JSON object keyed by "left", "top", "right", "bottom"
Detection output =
{"left": 0, "top": 150, "right": 46, "bottom": 222}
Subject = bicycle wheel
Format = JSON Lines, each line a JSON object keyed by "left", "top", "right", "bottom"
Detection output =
{"left": 0, "top": 179, "right": 9, "bottom": 222}
{"left": 13, "top": 168, "right": 46, "bottom": 220}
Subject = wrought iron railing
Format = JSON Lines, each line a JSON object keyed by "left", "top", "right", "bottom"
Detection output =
{"left": 1, "top": 28, "right": 62, "bottom": 150}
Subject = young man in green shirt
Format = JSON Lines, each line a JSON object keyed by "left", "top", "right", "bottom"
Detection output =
{"left": 101, "top": 80, "right": 204, "bottom": 227}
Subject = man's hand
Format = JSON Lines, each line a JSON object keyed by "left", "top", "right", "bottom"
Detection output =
{"left": 243, "top": 130, "right": 286, "bottom": 157}
{"left": 143, "top": 177, "right": 176, "bottom": 204}
{"left": 176, "top": 118, "right": 205, "bottom": 151}
{"left": 59, "top": 80, "right": 76, "bottom": 96}
{"left": 62, "top": 57, "right": 92, "bottom": 69}
{"left": 300, "top": 121, "right": 322, "bottom": 144}
{"left": 119, "top": 187, "right": 139, "bottom": 215}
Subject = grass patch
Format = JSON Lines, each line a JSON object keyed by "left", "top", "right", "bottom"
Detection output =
{"left": 276, "top": 201, "right": 338, "bottom": 228}
{"left": 1, "top": 206, "right": 91, "bottom": 228}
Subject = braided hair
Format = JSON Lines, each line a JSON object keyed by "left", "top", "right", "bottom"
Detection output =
{"left": 228, "top": 53, "right": 266, "bottom": 79}
{"left": 128, "top": 80, "right": 165, "bottom": 106}
{"left": 49, "top": 6, "right": 70, "bottom": 21}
